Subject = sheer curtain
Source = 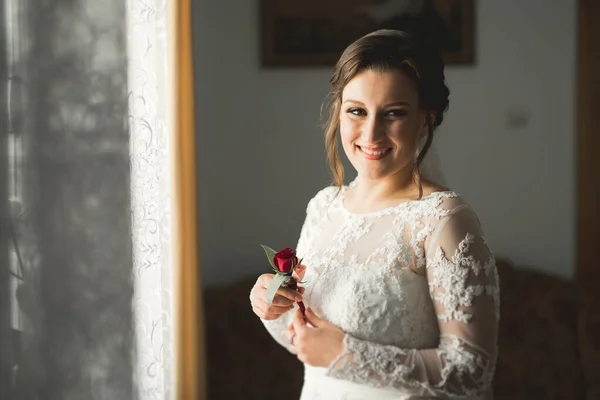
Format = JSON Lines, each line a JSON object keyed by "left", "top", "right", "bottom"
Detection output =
{"left": 5, "top": 0, "right": 136, "bottom": 397}
{"left": 0, "top": 0, "right": 193, "bottom": 398}
{"left": 127, "top": 1, "right": 176, "bottom": 398}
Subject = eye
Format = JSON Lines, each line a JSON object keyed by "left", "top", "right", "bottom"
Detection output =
{"left": 346, "top": 107, "right": 366, "bottom": 116}
{"left": 385, "top": 109, "right": 408, "bottom": 117}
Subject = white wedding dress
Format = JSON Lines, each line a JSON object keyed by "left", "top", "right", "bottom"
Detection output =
{"left": 261, "top": 181, "right": 500, "bottom": 399}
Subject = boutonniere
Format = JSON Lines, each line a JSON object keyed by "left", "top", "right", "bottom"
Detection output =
{"left": 260, "top": 245, "right": 306, "bottom": 315}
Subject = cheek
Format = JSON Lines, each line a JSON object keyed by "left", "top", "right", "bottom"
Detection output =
{"left": 390, "top": 121, "right": 420, "bottom": 145}
{"left": 340, "top": 113, "right": 364, "bottom": 131}
{"left": 339, "top": 118, "right": 358, "bottom": 143}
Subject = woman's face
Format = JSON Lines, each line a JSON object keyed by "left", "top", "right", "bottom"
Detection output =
{"left": 339, "top": 68, "right": 428, "bottom": 183}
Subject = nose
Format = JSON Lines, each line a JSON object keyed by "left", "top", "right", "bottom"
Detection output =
{"left": 361, "top": 115, "right": 385, "bottom": 143}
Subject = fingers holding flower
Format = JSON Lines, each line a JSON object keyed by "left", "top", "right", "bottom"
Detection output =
{"left": 288, "top": 308, "right": 346, "bottom": 367}
{"left": 250, "top": 273, "right": 303, "bottom": 320}
{"left": 293, "top": 264, "right": 307, "bottom": 282}
{"left": 286, "top": 323, "right": 296, "bottom": 347}
{"left": 260, "top": 245, "right": 306, "bottom": 315}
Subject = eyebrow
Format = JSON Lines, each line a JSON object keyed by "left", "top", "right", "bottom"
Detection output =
{"left": 342, "top": 99, "right": 412, "bottom": 107}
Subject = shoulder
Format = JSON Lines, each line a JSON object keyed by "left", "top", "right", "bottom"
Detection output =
{"left": 424, "top": 191, "right": 491, "bottom": 253}
{"left": 425, "top": 189, "right": 476, "bottom": 217}
{"left": 314, "top": 185, "right": 341, "bottom": 200}
{"left": 422, "top": 190, "right": 487, "bottom": 237}
{"left": 306, "top": 185, "right": 341, "bottom": 214}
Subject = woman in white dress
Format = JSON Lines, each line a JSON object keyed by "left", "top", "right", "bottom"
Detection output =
{"left": 249, "top": 29, "right": 499, "bottom": 399}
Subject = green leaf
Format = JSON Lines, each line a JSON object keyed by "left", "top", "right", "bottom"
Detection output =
{"left": 260, "top": 244, "right": 278, "bottom": 270}
{"left": 265, "top": 273, "right": 289, "bottom": 305}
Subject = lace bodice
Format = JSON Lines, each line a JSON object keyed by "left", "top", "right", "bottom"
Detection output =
{"left": 260, "top": 182, "right": 500, "bottom": 399}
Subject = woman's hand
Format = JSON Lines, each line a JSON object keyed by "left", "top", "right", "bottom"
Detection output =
{"left": 287, "top": 308, "right": 345, "bottom": 367}
{"left": 250, "top": 265, "right": 306, "bottom": 321}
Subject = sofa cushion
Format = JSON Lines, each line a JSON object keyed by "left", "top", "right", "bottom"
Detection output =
{"left": 493, "top": 260, "right": 584, "bottom": 399}
{"left": 204, "top": 278, "right": 303, "bottom": 400}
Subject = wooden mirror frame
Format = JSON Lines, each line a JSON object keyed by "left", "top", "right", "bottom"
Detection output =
{"left": 171, "top": 0, "right": 205, "bottom": 398}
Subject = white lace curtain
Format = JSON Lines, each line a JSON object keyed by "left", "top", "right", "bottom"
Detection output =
{"left": 2, "top": 0, "right": 180, "bottom": 398}
{"left": 128, "top": 0, "right": 176, "bottom": 398}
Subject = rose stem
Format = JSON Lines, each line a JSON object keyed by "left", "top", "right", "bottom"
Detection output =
{"left": 287, "top": 278, "right": 306, "bottom": 315}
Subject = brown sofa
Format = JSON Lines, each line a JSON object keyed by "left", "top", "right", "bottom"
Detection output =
{"left": 203, "top": 260, "right": 597, "bottom": 399}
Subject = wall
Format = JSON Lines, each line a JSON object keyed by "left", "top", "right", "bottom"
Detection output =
{"left": 192, "top": 0, "right": 577, "bottom": 286}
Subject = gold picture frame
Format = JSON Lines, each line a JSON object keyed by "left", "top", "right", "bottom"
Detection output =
{"left": 261, "top": 0, "right": 475, "bottom": 67}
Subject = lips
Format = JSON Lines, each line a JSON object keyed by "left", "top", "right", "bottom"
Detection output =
{"left": 356, "top": 145, "right": 392, "bottom": 160}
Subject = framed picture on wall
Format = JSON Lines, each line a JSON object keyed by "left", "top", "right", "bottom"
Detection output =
{"left": 260, "top": 0, "right": 475, "bottom": 67}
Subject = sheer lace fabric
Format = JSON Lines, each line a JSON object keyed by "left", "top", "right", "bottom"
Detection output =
{"left": 261, "top": 183, "right": 499, "bottom": 399}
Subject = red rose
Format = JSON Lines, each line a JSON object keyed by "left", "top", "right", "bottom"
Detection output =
{"left": 261, "top": 244, "right": 306, "bottom": 315}
{"left": 273, "top": 248, "right": 298, "bottom": 274}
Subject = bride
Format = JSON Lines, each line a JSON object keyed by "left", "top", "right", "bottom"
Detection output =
{"left": 249, "top": 29, "right": 499, "bottom": 399}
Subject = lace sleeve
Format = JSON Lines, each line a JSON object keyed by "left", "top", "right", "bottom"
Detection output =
{"left": 259, "top": 190, "right": 322, "bottom": 354}
{"left": 326, "top": 206, "right": 500, "bottom": 397}
{"left": 260, "top": 308, "right": 297, "bottom": 354}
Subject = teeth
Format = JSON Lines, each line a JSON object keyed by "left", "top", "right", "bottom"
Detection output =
{"left": 360, "top": 147, "right": 389, "bottom": 156}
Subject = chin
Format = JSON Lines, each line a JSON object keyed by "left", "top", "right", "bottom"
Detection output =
{"left": 353, "top": 166, "right": 393, "bottom": 182}
{"left": 353, "top": 161, "right": 412, "bottom": 184}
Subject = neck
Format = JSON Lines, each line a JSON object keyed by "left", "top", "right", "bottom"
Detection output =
{"left": 353, "top": 168, "right": 420, "bottom": 202}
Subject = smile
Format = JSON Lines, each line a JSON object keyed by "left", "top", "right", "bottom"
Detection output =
{"left": 356, "top": 145, "right": 392, "bottom": 160}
